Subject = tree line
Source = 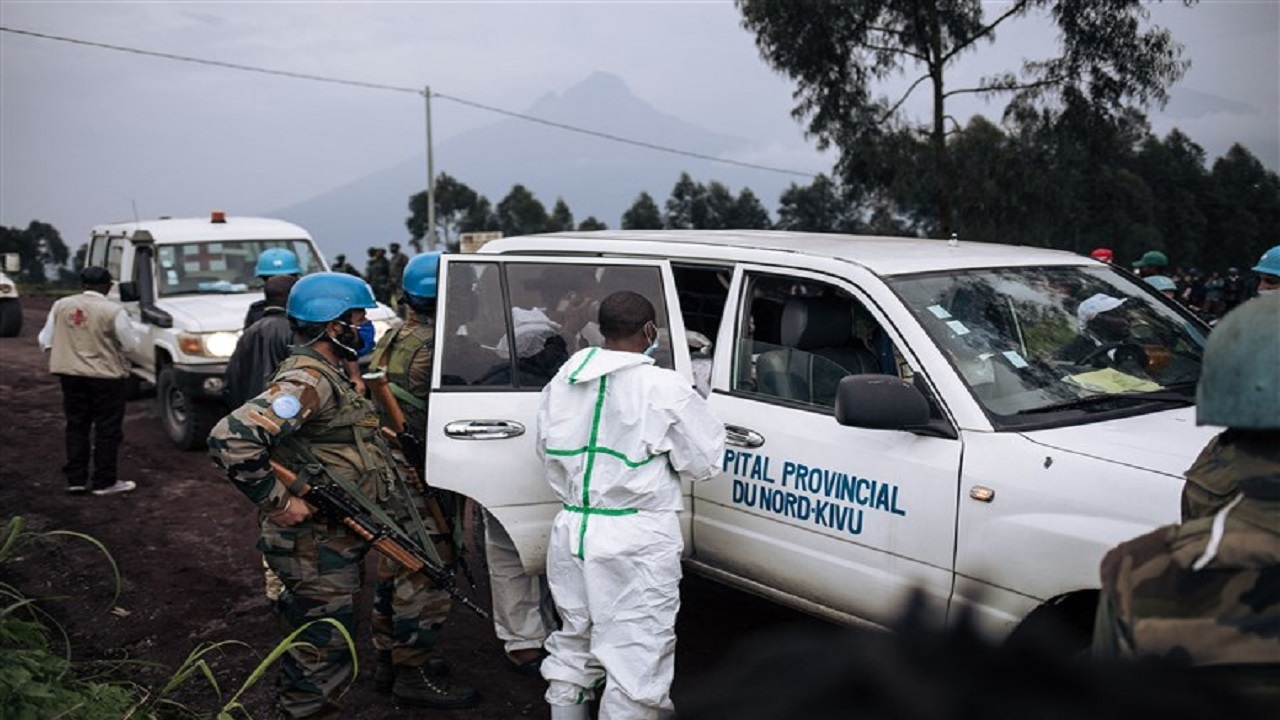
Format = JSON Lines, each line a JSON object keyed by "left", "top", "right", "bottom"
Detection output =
{"left": 401, "top": 1, "right": 1278, "bottom": 273}
{"left": 406, "top": 116, "right": 1278, "bottom": 273}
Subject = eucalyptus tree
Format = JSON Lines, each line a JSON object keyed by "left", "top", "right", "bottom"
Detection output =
{"left": 496, "top": 184, "right": 550, "bottom": 237}
{"left": 738, "top": 0, "right": 1190, "bottom": 234}
{"left": 621, "top": 192, "right": 664, "bottom": 230}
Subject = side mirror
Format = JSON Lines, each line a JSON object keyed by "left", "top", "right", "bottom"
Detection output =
{"left": 118, "top": 281, "right": 140, "bottom": 303}
{"left": 835, "top": 375, "right": 930, "bottom": 430}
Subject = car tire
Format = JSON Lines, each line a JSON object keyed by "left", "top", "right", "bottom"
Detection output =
{"left": 158, "top": 367, "right": 223, "bottom": 450}
{"left": 0, "top": 298, "right": 22, "bottom": 338}
{"left": 1004, "top": 592, "right": 1097, "bottom": 658}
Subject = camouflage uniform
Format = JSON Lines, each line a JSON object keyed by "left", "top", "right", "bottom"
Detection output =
{"left": 1181, "top": 430, "right": 1279, "bottom": 520}
{"left": 365, "top": 314, "right": 455, "bottom": 667}
{"left": 1093, "top": 460, "right": 1280, "bottom": 709}
{"left": 208, "top": 345, "right": 449, "bottom": 719}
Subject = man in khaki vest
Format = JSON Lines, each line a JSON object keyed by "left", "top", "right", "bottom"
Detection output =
{"left": 37, "top": 266, "right": 139, "bottom": 496}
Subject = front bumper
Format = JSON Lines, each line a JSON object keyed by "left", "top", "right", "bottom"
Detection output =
{"left": 173, "top": 363, "right": 229, "bottom": 404}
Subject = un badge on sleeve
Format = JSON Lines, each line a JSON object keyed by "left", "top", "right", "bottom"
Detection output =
{"left": 271, "top": 395, "right": 302, "bottom": 420}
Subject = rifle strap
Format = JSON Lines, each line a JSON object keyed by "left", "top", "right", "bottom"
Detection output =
{"left": 389, "top": 381, "right": 427, "bottom": 413}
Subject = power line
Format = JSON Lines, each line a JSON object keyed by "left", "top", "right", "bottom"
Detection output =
{"left": 0, "top": 25, "right": 816, "bottom": 179}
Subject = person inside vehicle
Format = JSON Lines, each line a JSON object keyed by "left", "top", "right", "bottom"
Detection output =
{"left": 1056, "top": 293, "right": 1149, "bottom": 374}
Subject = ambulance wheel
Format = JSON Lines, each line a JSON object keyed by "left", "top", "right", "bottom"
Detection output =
{"left": 0, "top": 298, "right": 21, "bottom": 337}
{"left": 158, "top": 367, "right": 222, "bottom": 451}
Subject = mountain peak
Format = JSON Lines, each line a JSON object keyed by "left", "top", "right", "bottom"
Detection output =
{"left": 528, "top": 71, "right": 643, "bottom": 119}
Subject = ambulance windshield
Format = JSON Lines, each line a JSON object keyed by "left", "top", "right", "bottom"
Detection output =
{"left": 154, "top": 240, "right": 321, "bottom": 296}
{"left": 888, "top": 266, "right": 1206, "bottom": 426}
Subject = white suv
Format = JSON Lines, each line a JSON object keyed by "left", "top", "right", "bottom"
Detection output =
{"left": 421, "top": 230, "right": 1215, "bottom": 648}
{"left": 0, "top": 253, "right": 21, "bottom": 338}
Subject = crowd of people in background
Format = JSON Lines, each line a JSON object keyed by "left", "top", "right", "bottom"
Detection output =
{"left": 1092, "top": 244, "right": 1280, "bottom": 323}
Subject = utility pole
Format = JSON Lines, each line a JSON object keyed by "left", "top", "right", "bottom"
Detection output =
{"left": 423, "top": 85, "right": 437, "bottom": 251}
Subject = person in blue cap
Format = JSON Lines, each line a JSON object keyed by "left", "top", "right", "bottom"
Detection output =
{"left": 245, "top": 247, "right": 302, "bottom": 327}
{"left": 1250, "top": 244, "right": 1280, "bottom": 298}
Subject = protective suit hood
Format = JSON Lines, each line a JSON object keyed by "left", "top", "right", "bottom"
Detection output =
{"left": 563, "top": 346, "right": 654, "bottom": 385}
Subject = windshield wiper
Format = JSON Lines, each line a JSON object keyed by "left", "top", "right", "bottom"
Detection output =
{"left": 1018, "top": 390, "right": 1194, "bottom": 415}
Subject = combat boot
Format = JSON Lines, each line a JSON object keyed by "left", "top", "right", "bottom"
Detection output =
{"left": 392, "top": 663, "right": 479, "bottom": 710}
{"left": 373, "top": 651, "right": 394, "bottom": 694}
{"left": 376, "top": 652, "right": 449, "bottom": 694}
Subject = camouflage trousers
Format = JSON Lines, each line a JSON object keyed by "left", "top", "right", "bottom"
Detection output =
{"left": 259, "top": 497, "right": 452, "bottom": 720}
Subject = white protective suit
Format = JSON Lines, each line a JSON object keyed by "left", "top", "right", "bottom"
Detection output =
{"left": 483, "top": 508, "right": 555, "bottom": 655}
{"left": 536, "top": 346, "right": 725, "bottom": 720}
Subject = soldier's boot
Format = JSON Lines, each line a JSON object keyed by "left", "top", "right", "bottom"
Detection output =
{"left": 373, "top": 651, "right": 394, "bottom": 694}
{"left": 376, "top": 652, "right": 450, "bottom": 694}
{"left": 392, "top": 663, "right": 478, "bottom": 710}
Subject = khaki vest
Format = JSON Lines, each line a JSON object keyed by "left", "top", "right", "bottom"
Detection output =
{"left": 368, "top": 316, "right": 433, "bottom": 436}
{"left": 271, "top": 350, "right": 391, "bottom": 500}
{"left": 48, "top": 292, "right": 130, "bottom": 379}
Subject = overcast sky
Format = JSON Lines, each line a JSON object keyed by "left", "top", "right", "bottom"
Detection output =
{"left": 1, "top": 1, "right": 1276, "bottom": 248}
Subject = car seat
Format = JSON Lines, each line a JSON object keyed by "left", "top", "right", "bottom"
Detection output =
{"left": 757, "top": 296, "right": 880, "bottom": 405}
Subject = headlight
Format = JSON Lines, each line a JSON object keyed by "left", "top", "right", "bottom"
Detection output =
{"left": 178, "top": 331, "right": 241, "bottom": 358}
{"left": 0, "top": 283, "right": 12, "bottom": 294}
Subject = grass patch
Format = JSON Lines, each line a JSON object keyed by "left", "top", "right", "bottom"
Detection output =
{"left": 0, "top": 516, "right": 357, "bottom": 719}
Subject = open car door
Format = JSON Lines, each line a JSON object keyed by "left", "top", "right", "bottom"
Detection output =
{"left": 425, "top": 254, "right": 690, "bottom": 574}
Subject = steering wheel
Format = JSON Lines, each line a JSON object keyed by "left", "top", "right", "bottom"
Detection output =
{"left": 1077, "top": 342, "right": 1149, "bottom": 372}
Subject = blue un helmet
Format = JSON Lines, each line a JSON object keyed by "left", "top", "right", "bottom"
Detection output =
{"left": 287, "top": 272, "right": 377, "bottom": 324}
{"left": 1144, "top": 275, "right": 1177, "bottom": 293}
{"left": 402, "top": 251, "right": 442, "bottom": 305}
{"left": 256, "top": 248, "right": 302, "bottom": 277}
{"left": 1195, "top": 293, "right": 1280, "bottom": 429}
{"left": 1251, "top": 244, "right": 1280, "bottom": 276}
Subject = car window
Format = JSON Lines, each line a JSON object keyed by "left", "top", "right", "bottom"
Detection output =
{"left": 88, "top": 236, "right": 109, "bottom": 267}
{"left": 106, "top": 239, "right": 125, "bottom": 282}
{"left": 888, "top": 265, "right": 1205, "bottom": 428}
{"left": 731, "top": 272, "right": 900, "bottom": 411}
{"left": 439, "top": 261, "right": 674, "bottom": 390}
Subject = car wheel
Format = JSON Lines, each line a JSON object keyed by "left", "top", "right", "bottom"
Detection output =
{"left": 1004, "top": 591, "right": 1097, "bottom": 658}
{"left": 0, "top": 298, "right": 22, "bottom": 338}
{"left": 157, "top": 367, "right": 223, "bottom": 450}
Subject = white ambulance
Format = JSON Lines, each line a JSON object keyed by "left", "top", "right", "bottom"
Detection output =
{"left": 424, "top": 230, "right": 1215, "bottom": 646}
{"left": 87, "top": 213, "right": 398, "bottom": 449}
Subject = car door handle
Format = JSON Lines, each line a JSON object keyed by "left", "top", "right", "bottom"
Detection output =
{"left": 443, "top": 420, "right": 526, "bottom": 440}
{"left": 724, "top": 424, "right": 764, "bottom": 448}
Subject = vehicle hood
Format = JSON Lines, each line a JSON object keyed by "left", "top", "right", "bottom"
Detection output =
{"left": 157, "top": 293, "right": 259, "bottom": 333}
{"left": 1021, "top": 405, "right": 1219, "bottom": 478}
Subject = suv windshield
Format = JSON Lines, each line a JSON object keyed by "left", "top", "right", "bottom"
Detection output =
{"left": 155, "top": 240, "right": 320, "bottom": 296}
{"left": 889, "top": 265, "right": 1207, "bottom": 429}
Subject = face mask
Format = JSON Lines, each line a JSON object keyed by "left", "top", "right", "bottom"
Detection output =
{"left": 643, "top": 322, "right": 660, "bottom": 358}
{"left": 356, "top": 320, "right": 376, "bottom": 357}
{"left": 330, "top": 320, "right": 363, "bottom": 361}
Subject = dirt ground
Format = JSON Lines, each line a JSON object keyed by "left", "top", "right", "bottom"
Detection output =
{"left": 0, "top": 294, "right": 828, "bottom": 719}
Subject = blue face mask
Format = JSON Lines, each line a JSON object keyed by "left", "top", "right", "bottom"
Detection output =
{"left": 356, "top": 320, "right": 376, "bottom": 357}
{"left": 643, "top": 322, "right": 660, "bottom": 358}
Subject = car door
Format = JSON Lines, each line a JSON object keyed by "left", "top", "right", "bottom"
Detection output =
{"left": 690, "top": 264, "right": 963, "bottom": 626}
{"left": 424, "top": 254, "right": 692, "bottom": 575}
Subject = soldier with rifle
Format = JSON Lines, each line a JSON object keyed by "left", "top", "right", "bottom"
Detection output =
{"left": 363, "top": 251, "right": 482, "bottom": 698}
{"left": 208, "top": 271, "right": 480, "bottom": 720}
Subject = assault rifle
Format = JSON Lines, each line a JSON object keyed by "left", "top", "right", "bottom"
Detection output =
{"left": 363, "top": 371, "right": 428, "bottom": 476}
{"left": 362, "top": 371, "right": 479, "bottom": 592}
{"left": 270, "top": 460, "right": 490, "bottom": 620}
